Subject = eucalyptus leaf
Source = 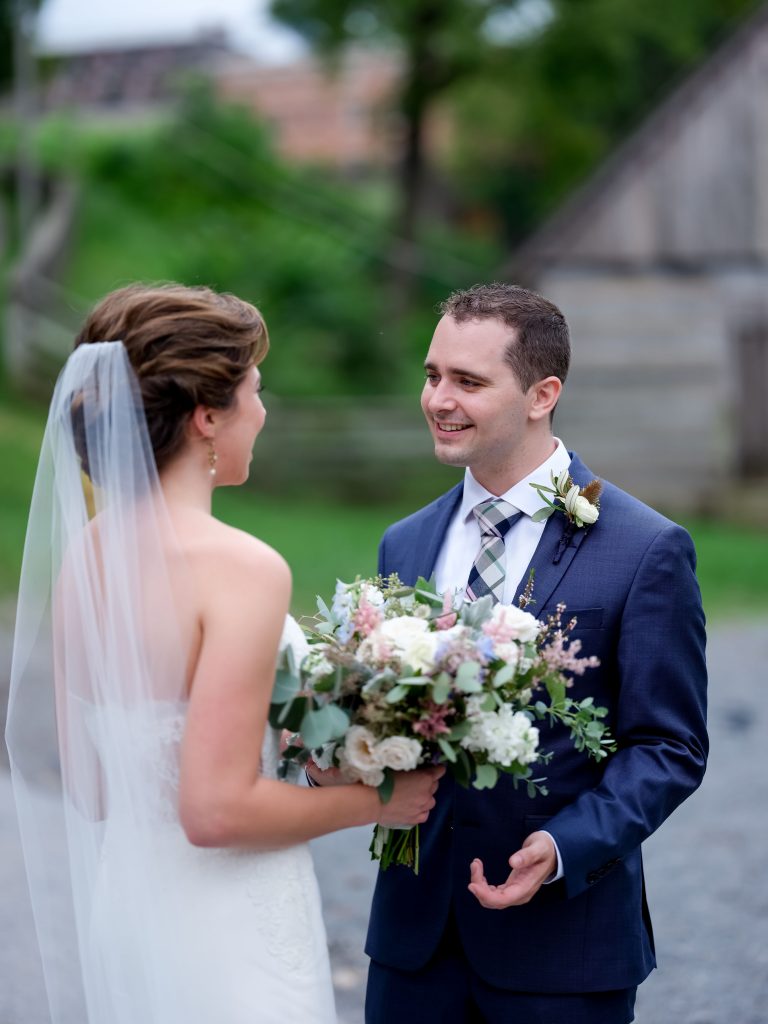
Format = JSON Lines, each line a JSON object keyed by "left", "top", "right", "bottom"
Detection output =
{"left": 472, "top": 763, "right": 499, "bottom": 790}
{"left": 271, "top": 668, "right": 300, "bottom": 705}
{"left": 448, "top": 719, "right": 472, "bottom": 740}
{"left": 300, "top": 703, "right": 348, "bottom": 748}
{"left": 277, "top": 695, "right": 311, "bottom": 732}
{"left": 385, "top": 683, "right": 410, "bottom": 704}
{"left": 437, "top": 737, "right": 457, "bottom": 763}
{"left": 480, "top": 692, "right": 496, "bottom": 713}
{"left": 493, "top": 663, "right": 516, "bottom": 688}
{"left": 460, "top": 595, "right": 494, "bottom": 628}
{"left": 455, "top": 661, "right": 482, "bottom": 693}
{"left": 431, "top": 677, "right": 451, "bottom": 704}
{"left": 454, "top": 748, "right": 472, "bottom": 788}
{"left": 531, "top": 506, "right": 556, "bottom": 523}
{"left": 377, "top": 770, "right": 395, "bottom": 805}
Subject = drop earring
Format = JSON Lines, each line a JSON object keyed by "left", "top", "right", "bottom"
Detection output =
{"left": 207, "top": 438, "right": 218, "bottom": 478}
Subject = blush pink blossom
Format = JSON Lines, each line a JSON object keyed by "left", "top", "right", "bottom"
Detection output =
{"left": 412, "top": 700, "right": 456, "bottom": 739}
{"left": 435, "top": 590, "right": 458, "bottom": 630}
{"left": 353, "top": 597, "right": 383, "bottom": 637}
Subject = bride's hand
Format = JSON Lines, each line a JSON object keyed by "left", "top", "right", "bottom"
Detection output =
{"left": 377, "top": 765, "right": 445, "bottom": 827}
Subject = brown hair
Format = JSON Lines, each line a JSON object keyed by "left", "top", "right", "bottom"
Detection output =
{"left": 74, "top": 283, "right": 269, "bottom": 471}
{"left": 439, "top": 282, "right": 570, "bottom": 391}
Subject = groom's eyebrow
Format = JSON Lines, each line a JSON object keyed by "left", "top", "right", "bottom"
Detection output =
{"left": 424, "top": 361, "right": 493, "bottom": 384}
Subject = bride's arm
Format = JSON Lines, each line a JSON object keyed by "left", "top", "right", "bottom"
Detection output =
{"left": 178, "top": 532, "right": 440, "bottom": 849}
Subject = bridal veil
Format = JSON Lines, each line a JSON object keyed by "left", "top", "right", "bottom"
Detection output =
{"left": 5, "top": 342, "right": 193, "bottom": 1021}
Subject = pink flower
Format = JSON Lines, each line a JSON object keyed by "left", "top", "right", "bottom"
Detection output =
{"left": 354, "top": 597, "right": 383, "bottom": 637}
{"left": 412, "top": 700, "right": 456, "bottom": 740}
{"left": 434, "top": 590, "right": 458, "bottom": 630}
{"left": 482, "top": 604, "right": 539, "bottom": 645}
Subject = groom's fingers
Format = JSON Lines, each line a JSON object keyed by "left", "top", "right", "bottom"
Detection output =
{"left": 467, "top": 833, "right": 557, "bottom": 909}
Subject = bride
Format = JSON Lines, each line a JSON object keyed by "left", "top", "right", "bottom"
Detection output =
{"left": 5, "top": 283, "right": 442, "bottom": 1023}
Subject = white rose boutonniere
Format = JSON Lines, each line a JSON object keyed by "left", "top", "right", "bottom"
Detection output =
{"left": 530, "top": 469, "right": 602, "bottom": 529}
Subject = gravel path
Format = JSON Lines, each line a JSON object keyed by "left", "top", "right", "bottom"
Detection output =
{"left": 1, "top": 618, "right": 766, "bottom": 1023}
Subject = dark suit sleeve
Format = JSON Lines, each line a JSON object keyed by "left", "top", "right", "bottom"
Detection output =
{"left": 378, "top": 531, "right": 388, "bottom": 578}
{"left": 544, "top": 523, "right": 708, "bottom": 899}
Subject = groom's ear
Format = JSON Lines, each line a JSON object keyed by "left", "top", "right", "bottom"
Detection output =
{"left": 528, "top": 376, "right": 562, "bottom": 422}
{"left": 189, "top": 405, "right": 217, "bottom": 440}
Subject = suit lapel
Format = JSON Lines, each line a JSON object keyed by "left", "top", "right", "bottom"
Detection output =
{"left": 407, "top": 483, "right": 463, "bottom": 583}
{"left": 517, "top": 453, "right": 597, "bottom": 612}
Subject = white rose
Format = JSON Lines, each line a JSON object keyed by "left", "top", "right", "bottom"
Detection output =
{"left": 488, "top": 604, "right": 539, "bottom": 643}
{"left": 375, "top": 735, "right": 423, "bottom": 772}
{"left": 338, "top": 726, "right": 385, "bottom": 786}
{"left": 379, "top": 616, "right": 428, "bottom": 645}
{"left": 571, "top": 494, "right": 599, "bottom": 525}
{"left": 378, "top": 616, "right": 438, "bottom": 672}
{"left": 401, "top": 631, "right": 439, "bottom": 673}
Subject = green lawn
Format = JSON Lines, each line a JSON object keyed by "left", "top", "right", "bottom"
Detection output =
{"left": 1, "top": 396, "right": 766, "bottom": 620}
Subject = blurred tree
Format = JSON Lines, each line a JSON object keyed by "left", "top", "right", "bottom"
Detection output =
{"left": 448, "top": 0, "right": 762, "bottom": 242}
{"left": 271, "top": 0, "right": 522, "bottom": 312}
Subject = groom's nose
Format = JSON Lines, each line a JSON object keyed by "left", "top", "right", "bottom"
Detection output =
{"left": 423, "top": 379, "right": 458, "bottom": 415}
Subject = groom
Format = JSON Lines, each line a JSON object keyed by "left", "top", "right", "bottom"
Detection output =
{"left": 363, "top": 284, "right": 708, "bottom": 1023}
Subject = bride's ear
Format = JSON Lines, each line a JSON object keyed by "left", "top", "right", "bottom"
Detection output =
{"left": 190, "top": 405, "right": 216, "bottom": 440}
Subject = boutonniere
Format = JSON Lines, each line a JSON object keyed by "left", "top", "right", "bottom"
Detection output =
{"left": 530, "top": 470, "right": 602, "bottom": 529}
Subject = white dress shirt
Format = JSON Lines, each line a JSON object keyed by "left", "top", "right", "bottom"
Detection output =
{"left": 434, "top": 438, "right": 572, "bottom": 604}
{"left": 433, "top": 437, "right": 572, "bottom": 883}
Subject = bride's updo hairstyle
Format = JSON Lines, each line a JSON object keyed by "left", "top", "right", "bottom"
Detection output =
{"left": 73, "top": 283, "right": 269, "bottom": 472}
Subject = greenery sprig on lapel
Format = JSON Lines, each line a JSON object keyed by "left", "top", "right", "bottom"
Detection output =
{"left": 530, "top": 469, "right": 602, "bottom": 529}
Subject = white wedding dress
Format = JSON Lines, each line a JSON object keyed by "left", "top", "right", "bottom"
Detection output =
{"left": 6, "top": 346, "right": 337, "bottom": 1024}
{"left": 81, "top": 618, "right": 337, "bottom": 1024}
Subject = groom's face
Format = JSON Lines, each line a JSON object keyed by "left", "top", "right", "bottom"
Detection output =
{"left": 421, "top": 315, "right": 532, "bottom": 480}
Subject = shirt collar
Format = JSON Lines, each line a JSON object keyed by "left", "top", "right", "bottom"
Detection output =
{"left": 460, "top": 438, "right": 572, "bottom": 522}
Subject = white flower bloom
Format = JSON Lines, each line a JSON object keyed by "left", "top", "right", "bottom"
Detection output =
{"left": 378, "top": 616, "right": 439, "bottom": 673}
{"left": 362, "top": 583, "right": 385, "bottom": 607}
{"left": 280, "top": 616, "right": 310, "bottom": 665}
{"left": 461, "top": 704, "right": 539, "bottom": 767}
{"left": 491, "top": 641, "right": 520, "bottom": 668}
{"left": 487, "top": 604, "right": 539, "bottom": 643}
{"left": 376, "top": 735, "right": 423, "bottom": 771}
{"left": 572, "top": 494, "right": 599, "bottom": 525}
{"left": 339, "top": 726, "right": 385, "bottom": 786}
{"left": 304, "top": 647, "right": 334, "bottom": 682}
{"left": 563, "top": 483, "right": 582, "bottom": 516}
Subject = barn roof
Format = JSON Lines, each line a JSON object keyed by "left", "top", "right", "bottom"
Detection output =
{"left": 507, "top": 2, "right": 768, "bottom": 276}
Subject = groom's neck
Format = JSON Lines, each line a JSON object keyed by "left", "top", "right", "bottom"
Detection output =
{"left": 470, "top": 434, "right": 558, "bottom": 496}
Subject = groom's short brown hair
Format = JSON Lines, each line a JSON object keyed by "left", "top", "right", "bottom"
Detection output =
{"left": 439, "top": 283, "right": 570, "bottom": 392}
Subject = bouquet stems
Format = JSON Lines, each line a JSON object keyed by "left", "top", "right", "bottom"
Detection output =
{"left": 370, "top": 824, "right": 420, "bottom": 873}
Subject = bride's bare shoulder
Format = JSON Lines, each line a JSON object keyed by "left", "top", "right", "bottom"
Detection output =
{"left": 174, "top": 511, "right": 290, "bottom": 589}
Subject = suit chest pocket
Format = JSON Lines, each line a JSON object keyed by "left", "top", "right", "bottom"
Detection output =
{"left": 542, "top": 606, "right": 603, "bottom": 630}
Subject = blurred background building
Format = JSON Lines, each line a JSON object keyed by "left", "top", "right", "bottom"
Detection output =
{"left": 510, "top": 6, "right": 768, "bottom": 510}
{"left": 1, "top": 0, "right": 767, "bottom": 521}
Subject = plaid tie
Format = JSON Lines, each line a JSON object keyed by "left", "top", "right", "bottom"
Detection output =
{"left": 466, "top": 499, "right": 523, "bottom": 604}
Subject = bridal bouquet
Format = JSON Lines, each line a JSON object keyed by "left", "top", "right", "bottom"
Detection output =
{"left": 271, "top": 575, "right": 614, "bottom": 872}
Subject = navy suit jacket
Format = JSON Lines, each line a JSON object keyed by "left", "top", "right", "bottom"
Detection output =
{"left": 365, "top": 453, "right": 708, "bottom": 993}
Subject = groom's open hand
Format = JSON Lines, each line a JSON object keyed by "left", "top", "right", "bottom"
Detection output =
{"left": 468, "top": 831, "right": 557, "bottom": 909}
